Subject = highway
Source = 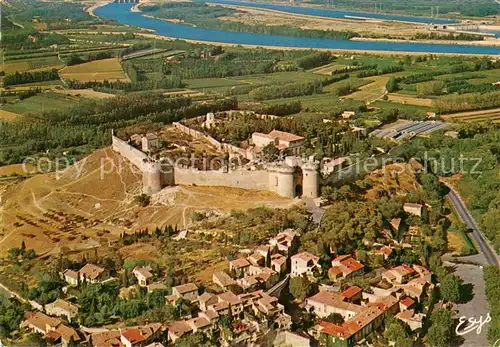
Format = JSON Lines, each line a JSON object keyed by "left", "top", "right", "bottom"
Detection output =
{"left": 443, "top": 182, "right": 499, "bottom": 266}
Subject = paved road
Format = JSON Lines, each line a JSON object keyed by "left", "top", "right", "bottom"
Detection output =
{"left": 443, "top": 182, "right": 499, "bottom": 266}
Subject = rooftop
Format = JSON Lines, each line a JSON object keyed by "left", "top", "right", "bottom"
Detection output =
{"left": 79, "top": 263, "right": 105, "bottom": 280}
{"left": 173, "top": 282, "right": 198, "bottom": 294}
{"left": 230, "top": 257, "right": 251, "bottom": 269}
{"left": 291, "top": 251, "right": 319, "bottom": 263}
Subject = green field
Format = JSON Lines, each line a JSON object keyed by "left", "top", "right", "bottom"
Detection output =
{"left": 1, "top": 92, "right": 82, "bottom": 116}
{"left": 263, "top": 92, "right": 364, "bottom": 113}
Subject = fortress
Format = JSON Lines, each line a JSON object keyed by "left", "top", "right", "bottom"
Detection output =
{"left": 111, "top": 129, "right": 320, "bottom": 199}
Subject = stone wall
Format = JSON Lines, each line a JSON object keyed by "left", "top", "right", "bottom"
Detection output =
{"left": 174, "top": 167, "right": 270, "bottom": 191}
{"left": 172, "top": 122, "right": 254, "bottom": 160}
{"left": 112, "top": 135, "right": 147, "bottom": 172}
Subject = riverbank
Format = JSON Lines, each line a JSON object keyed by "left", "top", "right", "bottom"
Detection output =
{"left": 135, "top": 32, "right": 500, "bottom": 57}
{"left": 86, "top": 1, "right": 113, "bottom": 17}
{"left": 351, "top": 36, "right": 500, "bottom": 46}
{"left": 94, "top": 3, "right": 500, "bottom": 56}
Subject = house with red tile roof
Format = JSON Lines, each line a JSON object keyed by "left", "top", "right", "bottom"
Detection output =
{"left": 399, "top": 296, "right": 415, "bottom": 310}
{"left": 269, "top": 229, "right": 297, "bottom": 254}
{"left": 319, "top": 295, "right": 399, "bottom": 347}
{"left": 212, "top": 270, "right": 237, "bottom": 289}
{"left": 396, "top": 309, "right": 425, "bottom": 331}
{"left": 79, "top": 264, "right": 107, "bottom": 284}
{"left": 270, "top": 253, "right": 287, "bottom": 274}
{"left": 120, "top": 323, "right": 162, "bottom": 347}
{"left": 229, "top": 257, "right": 251, "bottom": 277}
{"left": 329, "top": 255, "right": 364, "bottom": 281}
{"left": 171, "top": 283, "right": 198, "bottom": 302}
{"left": 306, "top": 291, "right": 363, "bottom": 320}
{"left": 382, "top": 264, "right": 417, "bottom": 284}
{"left": 90, "top": 330, "right": 122, "bottom": 347}
{"left": 21, "top": 311, "right": 81, "bottom": 347}
{"left": 340, "top": 286, "right": 362, "bottom": 303}
{"left": 251, "top": 130, "right": 305, "bottom": 156}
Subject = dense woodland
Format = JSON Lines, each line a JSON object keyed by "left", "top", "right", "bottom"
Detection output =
{"left": 0, "top": 95, "right": 236, "bottom": 164}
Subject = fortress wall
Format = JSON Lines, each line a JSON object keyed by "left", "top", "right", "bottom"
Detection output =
{"left": 174, "top": 167, "right": 270, "bottom": 191}
{"left": 112, "top": 135, "right": 147, "bottom": 172}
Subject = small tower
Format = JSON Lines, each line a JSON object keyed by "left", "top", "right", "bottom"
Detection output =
{"left": 142, "top": 160, "right": 162, "bottom": 195}
{"left": 302, "top": 161, "right": 319, "bottom": 199}
{"left": 274, "top": 163, "right": 295, "bottom": 198}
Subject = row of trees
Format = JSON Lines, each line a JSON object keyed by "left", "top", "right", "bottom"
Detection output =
{"left": 249, "top": 80, "right": 323, "bottom": 100}
{"left": 297, "top": 52, "right": 334, "bottom": 70}
{"left": 433, "top": 90, "right": 500, "bottom": 113}
{"left": 3, "top": 69, "right": 59, "bottom": 86}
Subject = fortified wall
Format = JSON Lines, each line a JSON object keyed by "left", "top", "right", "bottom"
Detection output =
{"left": 112, "top": 122, "right": 320, "bottom": 199}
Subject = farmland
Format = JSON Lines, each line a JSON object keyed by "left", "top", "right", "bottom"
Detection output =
{"left": 59, "top": 57, "right": 130, "bottom": 82}
{"left": 0, "top": 92, "right": 83, "bottom": 116}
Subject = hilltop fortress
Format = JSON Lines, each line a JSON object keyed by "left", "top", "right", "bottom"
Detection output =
{"left": 111, "top": 122, "right": 320, "bottom": 199}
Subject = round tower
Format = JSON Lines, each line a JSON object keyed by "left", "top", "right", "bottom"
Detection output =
{"left": 142, "top": 160, "right": 162, "bottom": 195}
{"left": 267, "top": 164, "right": 277, "bottom": 194}
{"left": 301, "top": 161, "right": 319, "bottom": 198}
{"left": 275, "top": 163, "right": 295, "bottom": 198}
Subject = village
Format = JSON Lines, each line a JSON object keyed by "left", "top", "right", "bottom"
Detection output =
{"left": 13, "top": 194, "right": 440, "bottom": 347}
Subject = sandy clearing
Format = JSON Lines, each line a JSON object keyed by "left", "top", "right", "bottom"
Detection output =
{"left": 52, "top": 88, "right": 115, "bottom": 99}
{"left": 388, "top": 93, "right": 433, "bottom": 106}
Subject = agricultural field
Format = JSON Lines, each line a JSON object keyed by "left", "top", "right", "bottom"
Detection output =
{"left": 0, "top": 92, "right": 82, "bottom": 116}
{"left": 1, "top": 56, "right": 64, "bottom": 74}
{"left": 59, "top": 57, "right": 130, "bottom": 82}
{"left": 0, "top": 109, "right": 19, "bottom": 121}
{"left": 440, "top": 108, "right": 500, "bottom": 123}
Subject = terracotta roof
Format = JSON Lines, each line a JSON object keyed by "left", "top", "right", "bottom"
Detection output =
{"left": 376, "top": 246, "right": 393, "bottom": 256}
{"left": 167, "top": 320, "right": 192, "bottom": 338}
{"left": 230, "top": 257, "right": 251, "bottom": 269}
{"left": 270, "top": 253, "right": 287, "bottom": 265}
{"left": 79, "top": 264, "right": 105, "bottom": 280}
{"left": 332, "top": 254, "right": 352, "bottom": 263}
{"left": 63, "top": 269, "right": 79, "bottom": 280}
{"left": 91, "top": 331, "right": 121, "bottom": 347}
{"left": 291, "top": 252, "right": 319, "bottom": 263}
{"left": 390, "top": 218, "right": 402, "bottom": 230}
{"left": 45, "top": 299, "right": 78, "bottom": 315}
{"left": 217, "top": 291, "right": 242, "bottom": 306}
{"left": 341, "top": 286, "right": 362, "bottom": 299}
{"left": 268, "top": 130, "right": 304, "bottom": 142}
{"left": 172, "top": 283, "right": 198, "bottom": 294}
{"left": 307, "top": 292, "right": 363, "bottom": 314}
{"left": 340, "top": 258, "right": 364, "bottom": 273}
{"left": 400, "top": 296, "right": 415, "bottom": 308}
{"left": 121, "top": 323, "right": 162, "bottom": 345}
{"left": 212, "top": 270, "right": 236, "bottom": 287}
{"left": 186, "top": 316, "right": 211, "bottom": 330}
{"left": 133, "top": 266, "right": 153, "bottom": 279}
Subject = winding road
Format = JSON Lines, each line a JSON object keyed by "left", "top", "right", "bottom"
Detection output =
{"left": 442, "top": 182, "right": 499, "bottom": 266}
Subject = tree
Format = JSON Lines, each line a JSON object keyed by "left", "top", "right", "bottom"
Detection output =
{"left": 262, "top": 143, "right": 280, "bottom": 162}
{"left": 440, "top": 274, "right": 462, "bottom": 303}
{"left": 427, "top": 308, "right": 456, "bottom": 347}
{"left": 324, "top": 313, "right": 344, "bottom": 324}
{"left": 386, "top": 77, "right": 398, "bottom": 93}
{"left": 134, "top": 194, "right": 150, "bottom": 207}
{"left": 384, "top": 318, "right": 413, "bottom": 346}
{"left": 289, "top": 275, "right": 312, "bottom": 301}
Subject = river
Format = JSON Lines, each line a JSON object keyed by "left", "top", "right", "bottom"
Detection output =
{"left": 95, "top": 3, "right": 500, "bottom": 55}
